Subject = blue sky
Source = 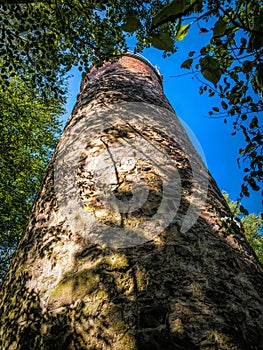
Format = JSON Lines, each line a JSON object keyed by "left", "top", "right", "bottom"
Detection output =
{"left": 62, "top": 24, "right": 262, "bottom": 215}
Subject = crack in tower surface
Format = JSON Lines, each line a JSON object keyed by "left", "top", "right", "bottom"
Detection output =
{"left": 1, "top": 54, "right": 263, "bottom": 350}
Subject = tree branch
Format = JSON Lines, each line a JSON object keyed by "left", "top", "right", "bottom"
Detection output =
{"left": 150, "top": 0, "right": 202, "bottom": 31}
{"left": 219, "top": 5, "right": 263, "bottom": 37}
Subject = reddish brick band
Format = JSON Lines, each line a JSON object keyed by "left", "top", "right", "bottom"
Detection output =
{"left": 80, "top": 53, "right": 163, "bottom": 94}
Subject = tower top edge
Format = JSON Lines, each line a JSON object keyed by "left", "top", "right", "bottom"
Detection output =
{"left": 124, "top": 51, "right": 163, "bottom": 85}
{"left": 79, "top": 51, "right": 163, "bottom": 94}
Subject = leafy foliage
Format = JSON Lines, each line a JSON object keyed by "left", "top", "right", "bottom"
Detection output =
{"left": 0, "top": 0, "right": 131, "bottom": 92}
{"left": 0, "top": 77, "right": 63, "bottom": 280}
{"left": 177, "top": 1, "right": 263, "bottom": 206}
{"left": 223, "top": 192, "right": 263, "bottom": 265}
{"left": 1, "top": 1, "right": 262, "bottom": 205}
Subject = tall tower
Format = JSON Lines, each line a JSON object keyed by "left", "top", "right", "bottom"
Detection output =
{"left": 1, "top": 54, "right": 263, "bottom": 350}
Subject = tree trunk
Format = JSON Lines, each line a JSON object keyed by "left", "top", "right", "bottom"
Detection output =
{"left": 1, "top": 54, "right": 263, "bottom": 350}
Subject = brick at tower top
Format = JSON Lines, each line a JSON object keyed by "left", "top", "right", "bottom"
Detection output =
{"left": 80, "top": 52, "right": 163, "bottom": 94}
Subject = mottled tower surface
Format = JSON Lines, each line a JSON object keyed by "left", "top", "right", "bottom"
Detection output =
{"left": 1, "top": 54, "right": 263, "bottom": 350}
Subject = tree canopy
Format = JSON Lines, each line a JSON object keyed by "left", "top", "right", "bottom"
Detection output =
{"left": 223, "top": 192, "right": 263, "bottom": 265}
{"left": 0, "top": 77, "right": 63, "bottom": 280}
{"left": 1, "top": 0, "right": 262, "bottom": 207}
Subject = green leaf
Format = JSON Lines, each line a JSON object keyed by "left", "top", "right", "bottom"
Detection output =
{"left": 200, "top": 47, "right": 208, "bottom": 55}
{"left": 181, "top": 58, "right": 193, "bottom": 69}
{"left": 121, "top": 14, "right": 141, "bottom": 32}
{"left": 239, "top": 205, "right": 249, "bottom": 215}
{"left": 255, "top": 63, "right": 263, "bottom": 92}
{"left": 201, "top": 69, "right": 221, "bottom": 86}
{"left": 151, "top": 32, "right": 175, "bottom": 52}
{"left": 152, "top": 0, "right": 191, "bottom": 27}
{"left": 213, "top": 18, "right": 227, "bottom": 37}
{"left": 250, "top": 116, "right": 258, "bottom": 129}
{"left": 243, "top": 60, "right": 254, "bottom": 73}
{"left": 221, "top": 100, "right": 228, "bottom": 110}
{"left": 200, "top": 56, "right": 221, "bottom": 86}
{"left": 212, "top": 106, "right": 219, "bottom": 112}
{"left": 241, "top": 37, "right": 247, "bottom": 45}
{"left": 175, "top": 23, "right": 191, "bottom": 41}
{"left": 247, "top": 177, "right": 260, "bottom": 191}
{"left": 241, "top": 184, "right": 250, "bottom": 197}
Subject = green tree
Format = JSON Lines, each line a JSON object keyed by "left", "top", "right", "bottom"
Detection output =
{"left": 223, "top": 191, "right": 263, "bottom": 265}
{"left": 1, "top": 0, "right": 262, "bottom": 204}
{"left": 0, "top": 77, "right": 64, "bottom": 280}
